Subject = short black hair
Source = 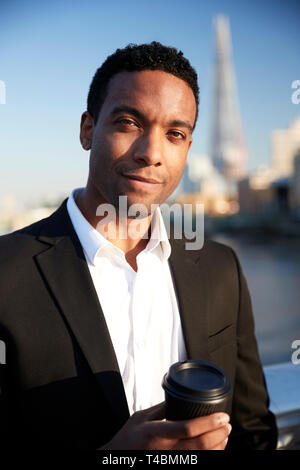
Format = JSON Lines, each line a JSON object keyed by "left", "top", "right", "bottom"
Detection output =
{"left": 87, "top": 41, "right": 199, "bottom": 129}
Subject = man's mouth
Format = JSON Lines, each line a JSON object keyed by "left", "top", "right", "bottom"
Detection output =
{"left": 121, "top": 173, "right": 162, "bottom": 185}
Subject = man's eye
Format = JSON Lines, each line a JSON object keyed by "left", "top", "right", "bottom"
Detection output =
{"left": 169, "top": 131, "right": 185, "bottom": 139}
{"left": 117, "top": 118, "right": 138, "bottom": 127}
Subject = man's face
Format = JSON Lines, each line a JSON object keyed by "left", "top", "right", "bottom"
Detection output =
{"left": 81, "top": 69, "right": 196, "bottom": 213}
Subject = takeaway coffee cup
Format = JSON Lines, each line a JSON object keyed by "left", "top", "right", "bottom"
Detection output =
{"left": 162, "top": 360, "right": 232, "bottom": 420}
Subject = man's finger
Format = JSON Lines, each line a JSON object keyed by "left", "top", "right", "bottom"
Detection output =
{"left": 170, "top": 423, "right": 231, "bottom": 450}
{"left": 146, "top": 412, "right": 230, "bottom": 440}
{"left": 136, "top": 402, "right": 166, "bottom": 421}
{"left": 195, "top": 423, "right": 231, "bottom": 449}
{"left": 211, "top": 438, "right": 229, "bottom": 451}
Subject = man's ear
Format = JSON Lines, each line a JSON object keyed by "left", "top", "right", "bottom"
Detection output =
{"left": 80, "top": 111, "right": 94, "bottom": 150}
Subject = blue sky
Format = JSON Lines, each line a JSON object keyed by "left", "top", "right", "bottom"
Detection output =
{"left": 0, "top": 0, "right": 299, "bottom": 207}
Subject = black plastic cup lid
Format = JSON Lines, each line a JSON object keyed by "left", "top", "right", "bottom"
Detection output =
{"left": 162, "top": 360, "right": 231, "bottom": 402}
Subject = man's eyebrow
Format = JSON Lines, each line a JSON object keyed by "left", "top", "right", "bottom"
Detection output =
{"left": 168, "top": 120, "right": 193, "bottom": 133}
{"left": 110, "top": 105, "right": 193, "bottom": 133}
{"left": 110, "top": 105, "right": 145, "bottom": 121}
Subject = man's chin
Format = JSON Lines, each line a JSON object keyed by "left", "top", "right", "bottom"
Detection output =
{"left": 116, "top": 195, "right": 161, "bottom": 219}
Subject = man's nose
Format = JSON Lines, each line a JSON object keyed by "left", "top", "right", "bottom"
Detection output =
{"left": 133, "top": 128, "right": 162, "bottom": 167}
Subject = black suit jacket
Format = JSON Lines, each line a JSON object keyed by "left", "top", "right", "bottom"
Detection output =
{"left": 0, "top": 199, "right": 277, "bottom": 451}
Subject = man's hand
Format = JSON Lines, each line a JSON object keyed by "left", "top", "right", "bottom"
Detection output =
{"left": 100, "top": 402, "right": 231, "bottom": 450}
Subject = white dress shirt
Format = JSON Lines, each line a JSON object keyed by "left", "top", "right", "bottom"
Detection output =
{"left": 66, "top": 188, "right": 187, "bottom": 415}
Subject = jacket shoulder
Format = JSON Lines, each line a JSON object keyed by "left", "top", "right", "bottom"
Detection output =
{"left": 175, "top": 236, "right": 237, "bottom": 266}
{"left": 201, "top": 239, "right": 239, "bottom": 278}
{"left": 0, "top": 214, "right": 54, "bottom": 262}
{"left": 0, "top": 199, "right": 69, "bottom": 260}
{"left": 202, "top": 238, "right": 236, "bottom": 257}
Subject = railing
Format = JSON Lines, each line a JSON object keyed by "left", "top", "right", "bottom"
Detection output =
{"left": 264, "top": 362, "right": 300, "bottom": 450}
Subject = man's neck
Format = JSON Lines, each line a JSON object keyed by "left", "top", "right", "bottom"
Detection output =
{"left": 75, "top": 187, "right": 153, "bottom": 271}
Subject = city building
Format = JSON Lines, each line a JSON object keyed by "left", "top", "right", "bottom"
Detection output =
{"left": 210, "top": 14, "right": 248, "bottom": 182}
{"left": 271, "top": 118, "right": 300, "bottom": 178}
{"left": 290, "top": 150, "right": 300, "bottom": 217}
{"left": 238, "top": 166, "right": 278, "bottom": 214}
{"left": 178, "top": 155, "right": 238, "bottom": 216}
{"left": 0, "top": 193, "right": 59, "bottom": 235}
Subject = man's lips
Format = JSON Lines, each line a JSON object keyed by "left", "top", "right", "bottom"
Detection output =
{"left": 121, "top": 173, "right": 162, "bottom": 184}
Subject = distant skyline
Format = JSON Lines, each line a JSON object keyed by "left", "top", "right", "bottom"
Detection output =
{"left": 0, "top": 0, "right": 300, "bottom": 208}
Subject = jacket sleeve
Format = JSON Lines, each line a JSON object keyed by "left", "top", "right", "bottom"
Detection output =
{"left": 0, "top": 339, "right": 34, "bottom": 452}
{"left": 226, "top": 247, "right": 278, "bottom": 451}
{"left": 0, "top": 363, "right": 16, "bottom": 451}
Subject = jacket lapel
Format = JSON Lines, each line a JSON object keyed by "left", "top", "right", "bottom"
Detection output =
{"left": 169, "top": 237, "right": 210, "bottom": 362}
{"left": 35, "top": 199, "right": 130, "bottom": 427}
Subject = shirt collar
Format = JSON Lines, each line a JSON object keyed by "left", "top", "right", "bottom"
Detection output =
{"left": 66, "top": 188, "right": 171, "bottom": 266}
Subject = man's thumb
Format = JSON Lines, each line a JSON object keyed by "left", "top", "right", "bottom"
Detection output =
{"left": 143, "top": 401, "right": 166, "bottom": 421}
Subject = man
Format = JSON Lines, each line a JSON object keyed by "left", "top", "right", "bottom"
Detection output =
{"left": 0, "top": 42, "right": 277, "bottom": 451}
